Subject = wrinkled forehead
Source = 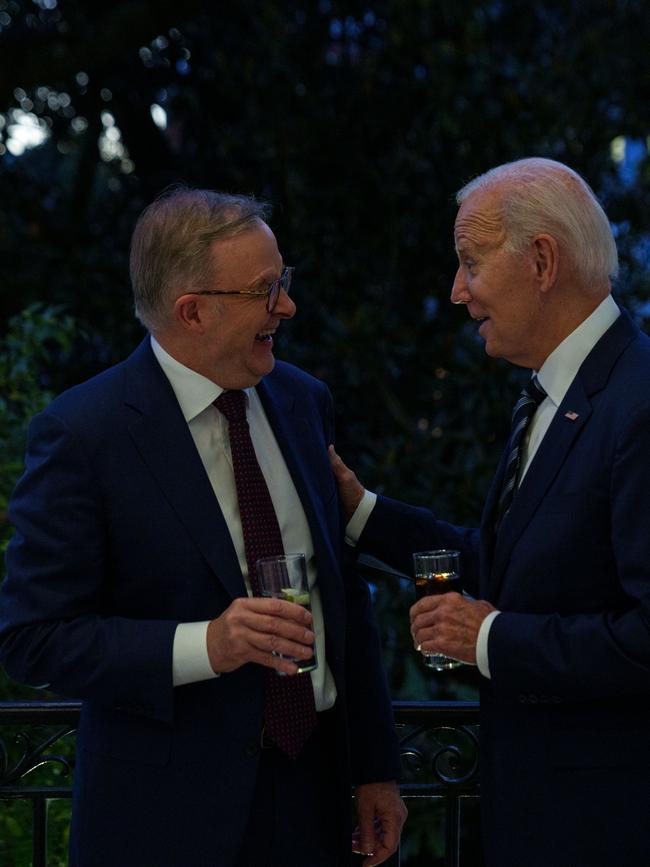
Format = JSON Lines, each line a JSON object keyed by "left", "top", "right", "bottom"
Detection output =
{"left": 454, "top": 189, "right": 506, "bottom": 251}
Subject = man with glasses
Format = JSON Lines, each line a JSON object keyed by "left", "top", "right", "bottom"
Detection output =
{"left": 0, "top": 187, "right": 406, "bottom": 867}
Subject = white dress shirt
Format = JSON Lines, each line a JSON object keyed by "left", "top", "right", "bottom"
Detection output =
{"left": 346, "top": 295, "right": 621, "bottom": 678}
{"left": 151, "top": 337, "right": 336, "bottom": 710}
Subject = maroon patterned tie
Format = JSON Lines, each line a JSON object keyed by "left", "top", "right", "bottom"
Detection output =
{"left": 215, "top": 390, "right": 317, "bottom": 759}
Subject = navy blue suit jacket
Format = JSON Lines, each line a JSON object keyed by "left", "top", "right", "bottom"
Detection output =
{"left": 0, "top": 340, "right": 400, "bottom": 866}
{"left": 358, "top": 309, "right": 650, "bottom": 867}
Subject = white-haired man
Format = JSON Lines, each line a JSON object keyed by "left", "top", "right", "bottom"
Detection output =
{"left": 331, "top": 158, "right": 650, "bottom": 867}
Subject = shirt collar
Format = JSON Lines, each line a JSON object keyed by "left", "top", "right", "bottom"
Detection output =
{"left": 150, "top": 336, "right": 251, "bottom": 422}
{"left": 536, "top": 294, "right": 620, "bottom": 408}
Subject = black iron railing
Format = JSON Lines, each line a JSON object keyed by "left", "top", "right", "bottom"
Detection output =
{"left": 0, "top": 701, "right": 78, "bottom": 867}
{"left": 392, "top": 701, "right": 481, "bottom": 867}
{"left": 0, "top": 700, "right": 481, "bottom": 867}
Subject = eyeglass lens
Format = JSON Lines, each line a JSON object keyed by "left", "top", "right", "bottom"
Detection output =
{"left": 268, "top": 267, "right": 292, "bottom": 312}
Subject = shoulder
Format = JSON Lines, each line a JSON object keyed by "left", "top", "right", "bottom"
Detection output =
{"left": 609, "top": 319, "right": 650, "bottom": 394}
{"left": 583, "top": 310, "right": 650, "bottom": 401}
{"left": 40, "top": 339, "right": 152, "bottom": 430}
{"left": 261, "top": 361, "right": 334, "bottom": 436}
{"left": 591, "top": 320, "right": 650, "bottom": 444}
{"left": 48, "top": 362, "right": 125, "bottom": 412}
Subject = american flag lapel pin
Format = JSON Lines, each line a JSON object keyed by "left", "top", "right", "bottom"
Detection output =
{"left": 564, "top": 410, "right": 579, "bottom": 421}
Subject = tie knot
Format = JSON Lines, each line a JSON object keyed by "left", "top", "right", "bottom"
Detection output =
{"left": 510, "top": 375, "right": 546, "bottom": 426}
{"left": 523, "top": 375, "right": 546, "bottom": 408}
{"left": 215, "top": 390, "right": 247, "bottom": 424}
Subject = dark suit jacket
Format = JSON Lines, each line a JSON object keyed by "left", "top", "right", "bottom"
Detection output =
{"left": 357, "top": 310, "right": 650, "bottom": 867}
{"left": 0, "top": 339, "right": 400, "bottom": 866}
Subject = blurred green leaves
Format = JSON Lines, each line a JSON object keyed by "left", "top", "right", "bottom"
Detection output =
{"left": 0, "top": 303, "right": 85, "bottom": 553}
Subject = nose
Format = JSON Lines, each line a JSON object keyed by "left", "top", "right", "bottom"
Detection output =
{"left": 450, "top": 267, "right": 471, "bottom": 305}
{"left": 275, "top": 287, "right": 296, "bottom": 319}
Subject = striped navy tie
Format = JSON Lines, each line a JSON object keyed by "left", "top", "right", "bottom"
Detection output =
{"left": 495, "top": 376, "right": 547, "bottom": 529}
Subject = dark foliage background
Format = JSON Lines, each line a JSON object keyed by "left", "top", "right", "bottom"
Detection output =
{"left": 2, "top": 0, "right": 650, "bottom": 721}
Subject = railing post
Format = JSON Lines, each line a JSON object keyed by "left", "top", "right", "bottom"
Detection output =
{"left": 445, "top": 793, "right": 460, "bottom": 867}
{"left": 32, "top": 796, "right": 47, "bottom": 867}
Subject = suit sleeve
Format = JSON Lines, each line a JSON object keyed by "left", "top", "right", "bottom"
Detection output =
{"left": 0, "top": 410, "right": 178, "bottom": 724}
{"left": 358, "top": 495, "right": 482, "bottom": 599}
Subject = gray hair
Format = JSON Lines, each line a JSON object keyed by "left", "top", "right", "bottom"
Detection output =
{"left": 130, "top": 186, "right": 271, "bottom": 330}
{"left": 456, "top": 158, "right": 618, "bottom": 288}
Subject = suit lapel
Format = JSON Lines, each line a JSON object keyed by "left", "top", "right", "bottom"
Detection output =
{"left": 256, "top": 374, "right": 347, "bottom": 671}
{"left": 123, "top": 341, "right": 245, "bottom": 600}
{"left": 488, "top": 382, "right": 592, "bottom": 597}
{"left": 255, "top": 377, "right": 339, "bottom": 571}
{"left": 486, "top": 310, "right": 638, "bottom": 600}
{"left": 256, "top": 375, "right": 347, "bottom": 671}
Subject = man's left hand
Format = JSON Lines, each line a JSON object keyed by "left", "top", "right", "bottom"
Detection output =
{"left": 352, "top": 780, "right": 407, "bottom": 866}
{"left": 410, "top": 593, "right": 496, "bottom": 664}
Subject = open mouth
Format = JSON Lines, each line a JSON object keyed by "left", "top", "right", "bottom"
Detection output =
{"left": 255, "top": 329, "right": 275, "bottom": 342}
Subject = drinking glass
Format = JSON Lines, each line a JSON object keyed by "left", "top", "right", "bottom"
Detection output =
{"left": 413, "top": 549, "right": 464, "bottom": 671}
{"left": 256, "top": 553, "right": 318, "bottom": 675}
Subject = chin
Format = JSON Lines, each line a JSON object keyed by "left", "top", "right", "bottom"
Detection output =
{"left": 482, "top": 336, "right": 508, "bottom": 361}
{"left": 483, "top": 341, "right": 498, "bottom": 358}
{"left": 247, "top": 356, "right": 275, "bottom": 385}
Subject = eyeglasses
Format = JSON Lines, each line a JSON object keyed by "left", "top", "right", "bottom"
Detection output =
{"left": 187, "top": 266, "right": 294, "bottom": 313}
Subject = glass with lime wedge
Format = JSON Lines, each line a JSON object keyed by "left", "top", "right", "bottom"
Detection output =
{"left": 256, "top": 553, "right": 317, "bottom": 674}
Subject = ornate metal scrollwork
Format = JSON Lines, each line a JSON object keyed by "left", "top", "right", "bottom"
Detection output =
{"left": 400, "top": 721, "right": 479, "bottom": 785}
{"left": 0, "top": 726, "right": 75, "bottom": 787}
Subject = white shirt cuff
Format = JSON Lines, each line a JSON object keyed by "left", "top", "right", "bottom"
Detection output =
{"left": 345, "top": 489, "right": 377, "bottom": 546}
{"left": 172, "top": 621, "right": 219, "bottom": 687}
{"left": 476, "top": 610, "right": 500, "bottom": 679}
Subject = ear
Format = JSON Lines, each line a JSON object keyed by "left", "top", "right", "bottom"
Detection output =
{"left": 532, "top": 234, "right": 559, "bottom": 292}
{"left": 174, "top": 294, "right": 207, "bottom": 334}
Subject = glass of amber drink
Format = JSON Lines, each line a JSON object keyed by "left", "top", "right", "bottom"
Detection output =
{"left": 413, "top": 549, "right": 463, "bottom": 671}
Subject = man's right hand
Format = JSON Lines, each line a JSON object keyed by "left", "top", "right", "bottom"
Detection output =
{"left": 206, "top": 597, "right": 315, "bottom": 675}
{"left": 328, "top": 445, "right": 366, "bottom": 522}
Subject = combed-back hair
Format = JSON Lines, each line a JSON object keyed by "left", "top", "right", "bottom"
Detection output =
{"left": 457, "top": 158, "right": 618, "bottom": 288}
{"left": 130, "top": 186, "right": 271, "bottom": 330}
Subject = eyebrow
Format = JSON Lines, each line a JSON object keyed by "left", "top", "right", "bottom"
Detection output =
{"left": 247, "top": 264, "right": 284, "bottom": 290}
